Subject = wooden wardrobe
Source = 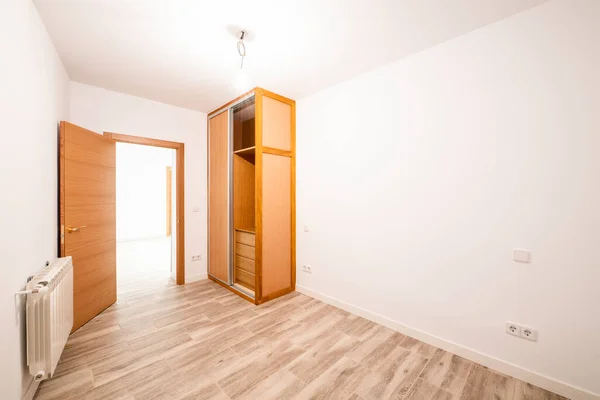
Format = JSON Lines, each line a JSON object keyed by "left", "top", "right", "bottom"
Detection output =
{"left": 207, "top": 87, "right": 295, "bottom": 304}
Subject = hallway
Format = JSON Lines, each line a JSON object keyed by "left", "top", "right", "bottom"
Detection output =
{"left": 117, "top": 237, "right": 173, "bottom": 298}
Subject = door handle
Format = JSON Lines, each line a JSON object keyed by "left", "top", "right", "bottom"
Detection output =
{"left": 66, "top": 226, "right": 87, "bottom": 233}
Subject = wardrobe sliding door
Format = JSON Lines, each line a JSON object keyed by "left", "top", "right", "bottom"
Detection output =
{"left": 208, "top": 111, "right": 229, "bottom": 283}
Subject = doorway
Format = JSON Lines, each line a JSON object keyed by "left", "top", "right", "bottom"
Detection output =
{"left": 60, "top": 122, "right": 186, "bottom": 331}
{"left": 116, "top": 142, "right": 176, "bottom": 293}
{"left": 104, "top": 132, "right": 185, "bottom": 286}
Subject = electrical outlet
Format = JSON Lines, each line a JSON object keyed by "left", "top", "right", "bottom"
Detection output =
{"left": 521, "top": 326, "right": 538, "bottom": 342}
{"left": 302, "top": 265, "right": 312, "bottom": 273}
{"left": 506, "top": 322, "right": 538, "bottom": 342}
{"left": 191, "top": 255, "right": 202, "bottom": 262}
{"left": 506, "top": 322, "right": 521, "bottom": 337}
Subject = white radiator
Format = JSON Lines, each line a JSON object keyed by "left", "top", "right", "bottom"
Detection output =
{"left": 23, "top": 256, "right": 74, "bottom": 382}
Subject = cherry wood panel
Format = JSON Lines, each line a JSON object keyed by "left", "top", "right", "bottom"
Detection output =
{"left": 254, "top": 91, "right": 264, "bottom": 302}
{"left": 262, "top": 96, "right": 291, "bottom": 151}
{"left": 104, "top": 132, "right": 183, "bottom": 149}
{"left": 65, "top": 160, "right": 115, "bottom": 206}
{"left": 208, "top": 112, "right": 229, "bottom": 282}
{"left": 262, "top": 147, "right": 292, "bottom": 157}
{"left": 66, "top": 129, "right": 116, "bottom": 167}
{"left": 235, "top": 243, "right": 255, "bottom": 260}
{"left": 65, "top": 204, "right": 115, "bottom": 253}
{"left": 208, "top": 275, "right": 255, "bottom": 303}
{"left": 233, "top": 155, "right": 255, "bottom": 232}
{"left": 60, "top": 121, "right": 116, "bottom": 332}
{"left": 235, "top": 268, "right": 255, "bottom": 290}
{"left": 235, "top": 230, "right": 255, "bottom": 247}
{"left": 69, "top": 241, "right": 117, "bottom": 330}
{"left": 166, "top": 166, "right": 172, "bottom": 236}
{"left": 261, "top": 154, "right": 292, "bottom": 298}
{"left": 206, "top": 88, "right": 296, "bottom": 305}
{"left": 235, "top": 255, "right": 255, "bottom": 274}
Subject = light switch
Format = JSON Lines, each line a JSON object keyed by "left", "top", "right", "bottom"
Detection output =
{"left": 303, "top": 225, "right": 310, "bottom": 232}
{"left": 513, "top": 249, "right": 531, "bottom": 263}
{"left": 192, "top": 205, "right": 200, "bottom": 212}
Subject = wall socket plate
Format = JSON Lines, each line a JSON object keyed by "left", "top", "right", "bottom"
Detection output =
{"left": 506, "top": 322, "right": 521, "bottom": 337}
{"left": 522, "top": 326, "right": 538, "bottom": 341}
{"left": 191, "top": 255, "right": 202, "bottom": 262}
{"left": 302, "top": 265, "right": 312, "bottom": 273}
{"left": 506, "top": 321, "right": 538, "bottom": 342}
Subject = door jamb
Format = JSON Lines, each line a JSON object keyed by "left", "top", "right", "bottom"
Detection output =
{"left": 103, "top": 132, "right": 186, "bottom": 285}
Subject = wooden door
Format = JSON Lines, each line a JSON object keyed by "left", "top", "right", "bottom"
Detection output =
{"left": 208, "top": 111, "right": 229, "bottom": 282}
{"left": 59, "top": 121, "right": 116, "bottom": 332}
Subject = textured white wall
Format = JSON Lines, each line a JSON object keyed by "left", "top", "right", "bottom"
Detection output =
{"left": 69, "top": 82, "right": 208, "bottom": 282}
{"left": 0, "top": 0, "right": 70, "bottom": 398}
{"left": 296, "top": 0, "right": 599, "bottom": 396}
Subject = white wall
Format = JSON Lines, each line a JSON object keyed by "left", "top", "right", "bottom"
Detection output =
{"left": 296, "top": 0, "right": 599, "bottom": 397}
{"left": 69, "top": 82, "right": 208, "bottom": 282}
{"left": 0, "top": 0, "right": 70, "bottom": 398}
{"left": 116, "top": 143, "right": 174, "bottom": 242}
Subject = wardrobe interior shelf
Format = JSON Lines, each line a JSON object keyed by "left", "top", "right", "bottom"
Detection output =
{"left": 235, "top": 227, "right": 255, "bottom": 234}
{"left": 233, "top": 146, "right": 255, "bottom": 155}
{"left": 233, "top": 146, "right": 256, "bottom": 163}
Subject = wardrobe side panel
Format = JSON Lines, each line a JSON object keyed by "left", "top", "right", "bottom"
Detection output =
{"left": 208, "top": 111, "right": 229, "bottom": 282}
{"left": 261, "top": 154, "right": 292, "bottom": 296}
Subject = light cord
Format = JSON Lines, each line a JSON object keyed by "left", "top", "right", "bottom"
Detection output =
{"left": 237, "top": 31, "right": 246, "bottom": 70}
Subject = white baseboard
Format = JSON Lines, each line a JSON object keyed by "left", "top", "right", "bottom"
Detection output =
{"left": 22, "top": 377, "right": 39, "bottom": 400}
{"left": 186, "top": 273, "right": 208, "bottom": 283}
{"left": 296, "top": 285, "right": 599, "bottom": 400}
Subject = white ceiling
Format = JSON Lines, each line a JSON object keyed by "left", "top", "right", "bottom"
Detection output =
{"left": 35, "top": 0, "right": 548, "bottom": 113}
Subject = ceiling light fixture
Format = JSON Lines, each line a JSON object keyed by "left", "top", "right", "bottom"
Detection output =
{"left": 237, "top": 30, "right": 246, "bottom": 69}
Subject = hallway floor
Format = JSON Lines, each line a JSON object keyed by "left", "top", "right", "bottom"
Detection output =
{"left": 34, "top": 279, "right": 567, "bottom": 400}
{"left": 117, "top": 237, "right": 172, "bottom": 298}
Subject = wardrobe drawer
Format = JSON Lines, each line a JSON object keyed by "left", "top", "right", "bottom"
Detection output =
{"left": 235, "top": 255, "right": 255, "bottom": 274}
{"left": 235, "top": 243, "right": 255, "bottom": 260}
{"left": 235, "top": 230, "right": 255, "bottom": 247}
{"left": 235, "top": 268, "right": 255, "bottom": 290}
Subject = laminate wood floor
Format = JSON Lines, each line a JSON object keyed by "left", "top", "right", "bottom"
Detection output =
{"left": 35, "top": 279, "right": 568, "bottom": 400}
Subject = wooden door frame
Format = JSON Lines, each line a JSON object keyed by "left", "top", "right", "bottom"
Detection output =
{"left": 166, "top": 166, "right": 172, "bottom": 237}
{"left": 103, "top": 132, "right": 186, "bottom": 285}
